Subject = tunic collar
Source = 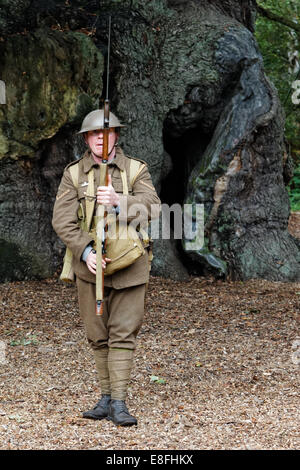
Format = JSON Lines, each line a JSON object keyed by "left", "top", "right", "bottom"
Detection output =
{"left": 83, "top": 147, "right": 126, "bottom": 174}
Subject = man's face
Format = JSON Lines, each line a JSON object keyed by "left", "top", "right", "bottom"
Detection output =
{"left": 84, "top": 128, "right": 118, "bottom": 159}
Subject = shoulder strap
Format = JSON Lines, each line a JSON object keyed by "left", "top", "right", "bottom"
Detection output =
{"left": 69, "top": 162, "right": 80, "bottom": 189}
{"left": 120, "top": 170, "right": 128, "bottom": 195}
{"left": 69, "top": 161, "right": 95, "bottom": 232}
{"left": 119, "top": 159, "right": 145, "bottom": 195}
{"left": 130, "top": 159, "right": 146, "bottom": 187}
{"left": 86, "top": 169, "right": 95, "bottom": 231}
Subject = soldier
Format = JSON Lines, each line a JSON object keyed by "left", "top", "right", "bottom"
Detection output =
{"left": 52, "top": 109, "right": 160, "bottom": 426}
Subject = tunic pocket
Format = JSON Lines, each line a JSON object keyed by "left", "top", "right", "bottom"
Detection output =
{"left": 112, "top": 180, "right": 124, "bottom": 194}
{"left": 77, "top": 186, "right": 87, "bottom": 201}
{"left": 77, "top": 188, "right": 88, "bottom": 226}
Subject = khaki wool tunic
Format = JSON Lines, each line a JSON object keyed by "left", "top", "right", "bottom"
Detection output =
{"left": 52, "top": 147, "right": 161, "bottom": 289}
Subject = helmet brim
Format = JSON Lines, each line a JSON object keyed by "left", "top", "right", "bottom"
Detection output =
{"left": 77, "top": 124, "right": 126, "bottom": 134}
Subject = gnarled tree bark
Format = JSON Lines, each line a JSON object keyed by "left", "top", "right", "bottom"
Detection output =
{"left": 0, "top": 0, "right": 298, "bottom": 281}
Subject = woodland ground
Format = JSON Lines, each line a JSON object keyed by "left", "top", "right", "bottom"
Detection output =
{"left": 0, "top": 214, "right": 299, "bottom": 450}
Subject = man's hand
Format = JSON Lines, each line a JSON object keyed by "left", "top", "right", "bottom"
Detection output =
{"left": 96, "top": 174, "right": 120, "bottom": 207}
{"left": 86, "top": 250, "right": 111, "bottom": 275}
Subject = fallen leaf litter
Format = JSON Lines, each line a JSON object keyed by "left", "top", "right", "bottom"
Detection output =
{"left": 0, "top": 273, "right": 299, "bottom": 450}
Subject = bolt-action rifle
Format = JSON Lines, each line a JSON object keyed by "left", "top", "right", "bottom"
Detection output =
{"left": 95, "top": 16, "right": 111, "bottom": 316}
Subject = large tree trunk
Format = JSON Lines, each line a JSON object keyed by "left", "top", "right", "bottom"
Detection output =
{"left": 0, "top": 0, "right": 299, "bottom": 282}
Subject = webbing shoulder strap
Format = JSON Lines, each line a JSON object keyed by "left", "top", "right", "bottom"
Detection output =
{"left": 69, "top": 162, "right": 79, "bottom": 188}
{"left": 69, "top": 162, "right": 95, "bottom": 231}
{"left": 120, "top": 159, "right": 146, "bottom": 195}
{"left": 120, "top": 170, "right": 128, "bottom": 195}
{"left": 130, "top": 159, "right": 146, "bottom": 186}
{"left": 86, "top": 169, "right": 95, "bottom": 231}
{"left": 128, "top": 159, "right": 150, "bottom": 245}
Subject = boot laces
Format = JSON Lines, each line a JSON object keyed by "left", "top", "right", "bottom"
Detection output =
{"left": 94, "top": 395, "right": 111, "bottom": 409}
{"left": 112, "top": 400, "right": 129, "bottom": 414}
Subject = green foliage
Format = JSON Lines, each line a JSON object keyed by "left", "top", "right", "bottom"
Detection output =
{"left": 255, "top": 0, "right": 300, "bottom": 149}
{"left": 288, "top": 165, "right": 300, "bottom": 211}
{"left": 10, "top": 334, "right": 38, "bottom": 346}
{"left": 255, "top": 0, "right": 300, "bottom": 209}
{"left": 150, "top": 375, "right": 166, "bottom": 384}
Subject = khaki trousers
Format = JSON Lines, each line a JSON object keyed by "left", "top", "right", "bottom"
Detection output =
{"left": 76, "top": 277, "right": 146, "bottom": 351}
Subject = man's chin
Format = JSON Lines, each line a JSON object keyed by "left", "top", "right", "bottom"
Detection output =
{"left": 92, "top": 150, "right": 103, "bottom": 158}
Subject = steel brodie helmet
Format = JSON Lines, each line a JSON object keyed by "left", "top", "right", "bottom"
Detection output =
{"left": 78, "top": 109, "right": 125, "bottom": 134}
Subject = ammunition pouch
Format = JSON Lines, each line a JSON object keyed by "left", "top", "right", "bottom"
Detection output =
{"left": 90, "top": 216, "right": 146, "bottom": 276}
